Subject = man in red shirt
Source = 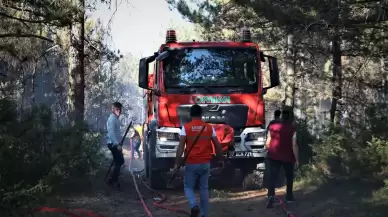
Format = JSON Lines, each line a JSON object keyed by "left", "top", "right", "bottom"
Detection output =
{"left": 265, "top": 110, "right": 299, "bottom": 208}
{"left": 172, "top": 104, "right": 224, "bottom": 217}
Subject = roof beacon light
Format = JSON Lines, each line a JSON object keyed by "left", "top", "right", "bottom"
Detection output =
{"left": 166, "top": 29, "right": 177, "bottom": 43}
{"left": 241, "top": 27, "right": 252, "bottom": 42}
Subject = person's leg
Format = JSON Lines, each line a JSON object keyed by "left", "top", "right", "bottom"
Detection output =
{"left": 198, "top": 163, "right": 210, "bottom": 217}
{"left": 107, "top": 144, "right": 116, "bottom": 185}
{"left": 134, "top": 141, "right": 141, "bottom": 159}
{"left": 130, "top": 139, "right": 135, "bottom": 160}
{"left": 267, "top": 159, "right": 281, "bottom": 208}
{"left": 184, "top": 164, "right": 200, "bottom": 217}
{"left": 111, "top": 146, "right": 124, "bottom": 184}
{"left": 283, "top": 162, "right": 295, "bottom": 202}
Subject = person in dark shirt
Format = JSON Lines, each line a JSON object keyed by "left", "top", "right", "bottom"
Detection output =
{"left": 273, "top": 110, "right": 281, "bottom": 121}
{"left": 266, "top": 110, "right": 299, "bottom": 208}
{"left": 131, "top": 127, "right": 142, "bottom": 159}
{"left": 266, "top": 110, "right": 281, "bottom": 135}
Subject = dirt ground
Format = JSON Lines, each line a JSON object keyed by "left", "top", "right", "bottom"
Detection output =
{"left": 34, "top": 147, "right": 388, "bottom": 217}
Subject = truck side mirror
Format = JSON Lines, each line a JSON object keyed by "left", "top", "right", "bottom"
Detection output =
{"left": 260, "top": 51, "right": 265, "bottom": 62}
{"left": 155, "top": 51, "right": 170, "bottom": 61}
{"left": 263, "top": 55, "right": 280, "bottom": 92}
{"left": 268, "top": 56, "right": 280, "bottom": 87}
{"left": 138, "top": 58, "right": 149, "bottom": 89}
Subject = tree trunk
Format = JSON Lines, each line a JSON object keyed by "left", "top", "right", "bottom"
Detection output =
{"left": 31, "top": 61, "right": 38, "bottom": 104}
{"left": 283, "top": 34, "right": 296, "bottom": 120}
{"left": 381, "top": 57, "right": 388, "bottom": 101}
{"left": 67, "top": 0, "right": 85, "bottom": 123}
{"left": 284, "top": 34, "right": 295, "bottom": 107}
{"left": 330, "top": 33, "right": 342, "bottom": 124}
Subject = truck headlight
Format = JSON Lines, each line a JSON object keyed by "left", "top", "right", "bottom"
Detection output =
{"left": 157, "top": 132, "right": 179, "bottom": 141}
{"left": 246, "top": 132, "right": 266, "bottom": 142}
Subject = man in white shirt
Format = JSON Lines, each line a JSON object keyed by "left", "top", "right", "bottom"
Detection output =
{"left": 106, "top": 102, "right": 124, "bottom": 188}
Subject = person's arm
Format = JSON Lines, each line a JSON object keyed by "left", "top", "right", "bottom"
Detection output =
{"left": 265, "top": 121, "right": 272, "bottom": 136}
{"left": 130, "top": 130, "right": 135, "bottom": 139}
{"left": 137, "top": 131, "right": 143, "bottom": 140}
{"left": 107, "top": 116, "right": 120, "bottom": 146}
{"left": 174, "top": 126, "right": 186, "bottom": 168}
{"left": 265, "top": 132, "right": 271, "bottom": 149}
{"left": 211, "top": 127, "right": 223, "bottom": 161}
{"left": 292, "top": 132, "right": 299, "bottom": 166}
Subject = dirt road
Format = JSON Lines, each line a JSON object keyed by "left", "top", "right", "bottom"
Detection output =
{"left": 34, "top": 148, "right": 387, "bottom": 217}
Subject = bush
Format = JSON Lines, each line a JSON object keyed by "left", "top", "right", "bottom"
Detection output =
{"left": 294, "top": 119, "right": 315, "bottom": 165}
{"left": 0, "top": 99, "right": 102, "bottom": 215}
{"left": 298, "top": 103, "right": 388, "bottom": 182}
{"left": 306, "top": 130, "right": 388, "bottom": 179}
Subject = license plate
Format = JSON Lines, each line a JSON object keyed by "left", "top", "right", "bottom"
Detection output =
{"left": 230, "top": 151, "right": 253, "bottom": 157}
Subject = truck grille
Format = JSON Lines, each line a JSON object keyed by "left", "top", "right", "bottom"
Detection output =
{"left": 176, "top": 104, "right": 248, "bottom": 128}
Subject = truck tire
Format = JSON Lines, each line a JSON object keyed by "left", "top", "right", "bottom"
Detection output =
{"left": 142, "top": 126, "right": 149, "bottom": 179}
{"left": 146, "top": 120, "right": 167, "bottom": 189}
{"left": 242, "top": 170, "right": 264, "bottom": 190}
{"left": 148, "top": 164, "right": 167, "bottom": 189}
{"left": 240, "top": 160, "right": 264, "bottom": 190}
{"left": 144, "top": 140, "right": 150, "bottom": 178}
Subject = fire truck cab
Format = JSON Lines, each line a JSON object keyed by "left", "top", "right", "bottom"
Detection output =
{"left": 138, "top": 28, "right": 280, "bottom": 189}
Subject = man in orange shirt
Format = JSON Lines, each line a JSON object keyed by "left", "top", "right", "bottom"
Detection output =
{"left": 172, "top": 104, "right": 224, "bottom": 217}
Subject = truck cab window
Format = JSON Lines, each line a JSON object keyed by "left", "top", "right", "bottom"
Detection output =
{"left": 163, "top": 47, "right": 258, "bottom": 88}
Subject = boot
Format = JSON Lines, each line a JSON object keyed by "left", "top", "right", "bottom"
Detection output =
{"left": 190, "top": 205, "right": 200, "bottom": 217}
{"left": 106, "top": 177, "right": 115, "bottom": 187}
{"left": 266, "top": 196, "right": 274, "bottom": 208}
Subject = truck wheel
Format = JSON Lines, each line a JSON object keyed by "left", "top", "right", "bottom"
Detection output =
{"left": 242, "top": 170, "right": 264, "bottom": 190}
{"left": 149, "top": 169, "right": 166, "bottom": 189}
{"left": 143, "top": 130, "right": 150, "bottom": 178}
{"left": 146, "top": 120, "right": 167, "bottom": 189}
{"left": 144, "top": 143, "right": 150, "bottom": 178}
{"left": 148, "top": 158, "right": 167, "bottom": 189}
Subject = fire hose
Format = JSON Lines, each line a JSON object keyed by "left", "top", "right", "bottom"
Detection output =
{"left": 275, "top": 195, "right": 296, "bottom": 217}
{"left": 31, "top": 207, "right": 105, "bottom": 217}
{"left": 30, "top": 122, "right": 296, "bottom": 217}
{"left": 127, "top": 123, "right": 297, "bottom": 217}
{"left": 28, "top": 122, "right": 134, "bottom": 217}
{"left": 127, "top": 125, "right": 207, "bottom": 216}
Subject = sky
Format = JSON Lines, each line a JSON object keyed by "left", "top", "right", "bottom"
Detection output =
{"left": 91, "top": 0, "right": 194, "bottom": 57}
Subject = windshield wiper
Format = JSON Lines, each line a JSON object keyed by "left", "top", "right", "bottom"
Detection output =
{"left": 228, "top": 88, "right": 244, "bottom": 93}
{"left": 169, "top": 82, "right": 214, "bottom": 93}
{"left": 180, "top": 89, "right": 196, "bottom": 94}
{"left": 202, "top": 85, "right": 214, "bottom": 93}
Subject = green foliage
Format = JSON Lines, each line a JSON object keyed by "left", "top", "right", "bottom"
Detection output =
{"left": 302, "top": 113, "right": 388, "bottom": 180}
{"left": 0, "top": 99, "right": 102, "bottom": 214}
{"left": 294, "top": 119, "right": 315, "bottom": 165}
{"left": 293, "top": 103, "right": 388, "bottom": 192}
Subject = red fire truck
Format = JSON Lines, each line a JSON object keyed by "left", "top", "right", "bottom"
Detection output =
{"left": 138, "top": 28, "right": 280, "bottom": 189}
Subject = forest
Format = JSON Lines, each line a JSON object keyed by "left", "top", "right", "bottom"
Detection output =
{"left": 1, "top": 0, "right": 388, "bottom": 217}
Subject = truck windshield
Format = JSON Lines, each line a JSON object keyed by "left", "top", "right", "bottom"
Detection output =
{"left": 163, "top": 47, "right": 258, "bottom": 88}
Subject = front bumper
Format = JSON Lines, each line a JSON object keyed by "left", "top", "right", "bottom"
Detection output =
{"left": 154, "top": 127, "right": 267, "bottom": 158}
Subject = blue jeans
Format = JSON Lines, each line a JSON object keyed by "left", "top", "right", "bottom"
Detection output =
{"left": 184, "top": 163, "right": 210, "bottom": 217}
{"left": 131, "top": 140, "right": 141, "bottom": 159}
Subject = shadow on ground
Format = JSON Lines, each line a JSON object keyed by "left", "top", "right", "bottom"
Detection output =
{"left": 289, "top": 177, "right": 387, "bottom": 217}
{"left": 33, "top": 147, "right": 388, "bottom": 217}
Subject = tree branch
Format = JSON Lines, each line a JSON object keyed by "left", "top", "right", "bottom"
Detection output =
{"left": 3, "top": 4, "right": 47, "bottom": 18}
{"left": 0, "top": 11, "right": 48, "bottom": 24}
{"left": 0, "top": 33, "right": 54, "bottom": 43}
